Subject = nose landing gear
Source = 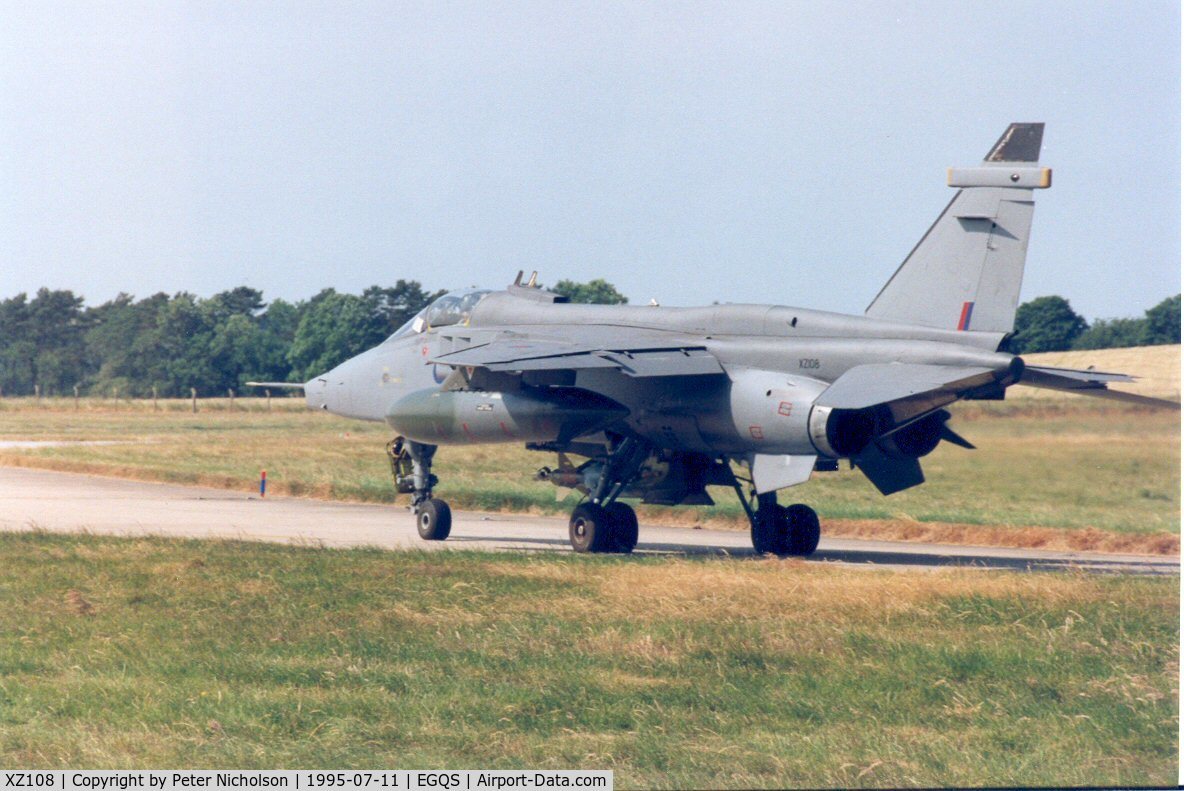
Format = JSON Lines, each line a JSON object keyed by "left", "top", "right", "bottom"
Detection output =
{"left": 389, "top": 437, "right": 451, "bottom": 541}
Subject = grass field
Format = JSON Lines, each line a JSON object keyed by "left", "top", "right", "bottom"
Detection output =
{"left": 0, "top": 395, "right": 1176, "bottom": 554}
{"left": 0, "top": 532, "right": 1176, "bottom": 786}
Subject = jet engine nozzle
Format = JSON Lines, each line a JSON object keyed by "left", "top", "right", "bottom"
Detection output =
{"left": 875, "top": 411, "right": 946, "bottom": 460}
{"left": 807, "top": 404, "right": 878, "bottom": 459}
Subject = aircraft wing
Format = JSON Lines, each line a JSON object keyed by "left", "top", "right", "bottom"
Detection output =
{"left": 815, "top": 363, "right": 1001, "bottom": 411}
{"left": 431, "top": 337, "right": 725, "bottom": 378}
{"left": 1018, "top": 365, "right": 1180, "bottom": 410}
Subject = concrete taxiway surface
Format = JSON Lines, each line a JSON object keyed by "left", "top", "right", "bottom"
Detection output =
{"left": 0, "top": 466, "right": 1176, "bottom": 575}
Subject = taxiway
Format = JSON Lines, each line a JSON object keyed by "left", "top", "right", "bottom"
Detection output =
{"left": 0, "top": 466, "right": 1175, "bottom": 575}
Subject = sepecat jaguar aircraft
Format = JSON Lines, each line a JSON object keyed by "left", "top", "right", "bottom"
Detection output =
{"left": 253, "top": 123, "right": 1178, "bottom": 556}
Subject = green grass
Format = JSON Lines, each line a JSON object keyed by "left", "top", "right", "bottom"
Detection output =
{"left": 0, "top": 398, "right": 1176, "bottom": 540}
{"left": 0, "top": 532, "right": 1176, "bottom": 786}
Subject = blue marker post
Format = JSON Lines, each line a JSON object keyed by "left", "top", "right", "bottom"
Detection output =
{"left": 260, "top": 470, "right": 267, "bottom": 498}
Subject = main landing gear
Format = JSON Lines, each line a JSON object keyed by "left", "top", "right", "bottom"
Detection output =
{"left": 748, "top": 494, "right": 814, "bottom": 556}
{"left": 729, "top": 480, "right": 820, "bottom": 558}
{"left": 389, "top": 437, "right": 451, "bottom": 541}
{"left": 752, "top": 496, "right": 821, "bottom": 557}
{"left": 564, "top": 436, "right": 649, "bottom": 554}
{"left": 569, "top": 501, "right": 639, "bottom": 554}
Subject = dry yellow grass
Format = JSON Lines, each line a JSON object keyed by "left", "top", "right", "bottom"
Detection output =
{"left": 3, "top": 532, "right": 1177, "bottom": 785}
{"left": 1017, "top": 344, "right": 1180, "bottom": 400}
{"left": 580, "top": 557, "right": 1129, "bottom": 623}
{"left": 821, "top": 518, "right": 1181, "bottom": 556}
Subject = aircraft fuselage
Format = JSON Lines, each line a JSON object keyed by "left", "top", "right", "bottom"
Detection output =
{"left": 306, "top": 294, "right": 1017, "bottom": 458}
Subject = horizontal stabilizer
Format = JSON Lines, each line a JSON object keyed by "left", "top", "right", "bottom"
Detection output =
{"left": 750, "top": 453, "right": 816, "bottom": 494}
{"left": 1018, "top": 366, "right": 1180, "bottom": 410}
{"left": 1023, "top": 364, "right": 1134, "bottom": 384}
{"left": 244, "top": 381, "right": 306, "bottom": 390}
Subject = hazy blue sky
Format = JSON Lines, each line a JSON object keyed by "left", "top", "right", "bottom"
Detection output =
{"left": 1, "top": 1, "right": 1179, "bottom": 320}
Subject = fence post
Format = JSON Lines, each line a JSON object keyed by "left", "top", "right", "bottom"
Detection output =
{"left": 266, "top": 389, "right": 272, "bottom": 412}
{"left": 152, "top": 386, "right": 158, "bottom": 411}
{"left": 34, "top": 384, "right": 40, "bottom": 402}
{"left": 228, "top": 388, "right": 235, "bottom": 409}
{"left": 73, "top": 384, "right": 79, "bottom": 410}
{"left": 191, "top": 388, "right": 197, "bottom": 414}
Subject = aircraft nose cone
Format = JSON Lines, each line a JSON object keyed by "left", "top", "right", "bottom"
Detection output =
{"left": 304, "top": 377, "right": 329, "bottom": 410}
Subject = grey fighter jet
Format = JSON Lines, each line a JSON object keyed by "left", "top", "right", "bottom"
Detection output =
{"left": 261, "top": 123, "right": 1179, "bottom": 556}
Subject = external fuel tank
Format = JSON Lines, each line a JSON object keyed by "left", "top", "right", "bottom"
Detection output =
{"left": 386, "top": 387, "right": 627, "bottom": 445}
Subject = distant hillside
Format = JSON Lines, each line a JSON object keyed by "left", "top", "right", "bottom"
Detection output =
{"left": 1017, "top": 344, "right": 1180, "bottom": 401}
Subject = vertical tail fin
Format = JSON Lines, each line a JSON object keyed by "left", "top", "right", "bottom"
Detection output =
{"left": 865, "top": 123, "right": 1051, "bottom": 336}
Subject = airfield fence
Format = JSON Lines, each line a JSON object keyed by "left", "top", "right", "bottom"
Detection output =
{"left": 0, "top": 393, "right": 307, "bottom": 413}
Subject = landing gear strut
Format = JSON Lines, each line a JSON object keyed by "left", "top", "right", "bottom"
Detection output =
{"left": 389, "top": 437, "right": 451, "bottom": 541}
{"left": 731, "top": 480, "right": 820, "bottom": 558}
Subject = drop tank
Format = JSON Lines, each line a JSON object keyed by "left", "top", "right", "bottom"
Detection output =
{"left": 386, "top": 387, "right": 627, "bottom": 445}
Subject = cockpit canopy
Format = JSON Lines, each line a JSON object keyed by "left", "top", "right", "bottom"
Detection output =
{"left": 387, "top": 289, "right": 492, "bottom": 342}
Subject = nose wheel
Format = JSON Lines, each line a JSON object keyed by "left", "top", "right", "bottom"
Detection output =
{"left": 391, "top": 437, "right": 454, "bottom": 542}
{"left": 416, "top": 498, "right": 452, "bottom": 541}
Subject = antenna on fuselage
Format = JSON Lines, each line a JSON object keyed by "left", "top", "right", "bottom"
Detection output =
{"left": 508, "top": 270, "right": 564, "bottom": 303}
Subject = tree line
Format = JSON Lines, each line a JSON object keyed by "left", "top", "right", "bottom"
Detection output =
{"left": 0, "top": 281, "right": 1172, "bottom": 397}
{"left": 1008, "top": 294, "right": 1180, "bottom": 354}
{"left": 0, "top": 278, "right": 628, "bottom": 397}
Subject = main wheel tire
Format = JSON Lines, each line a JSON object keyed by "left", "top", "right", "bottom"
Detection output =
{"left": 416, "top": 498, "right": 452, "bottom": 541}
{"left": 569, "top": 503, "right": 612, "bottom": 553}
{"left": 752, "top": 504, "right": 786, "bottom": 556}
{"left": 604, "top": 502, "right": 639, "bottom": 554}
{"left": 786, "top": 503, "right": 820, "bottom": 556}
{"left": 770, "top": 504, "right": 794, "bottom": 557}
{"left": 751, "top": 521, "right": 770, "bottom": 555}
